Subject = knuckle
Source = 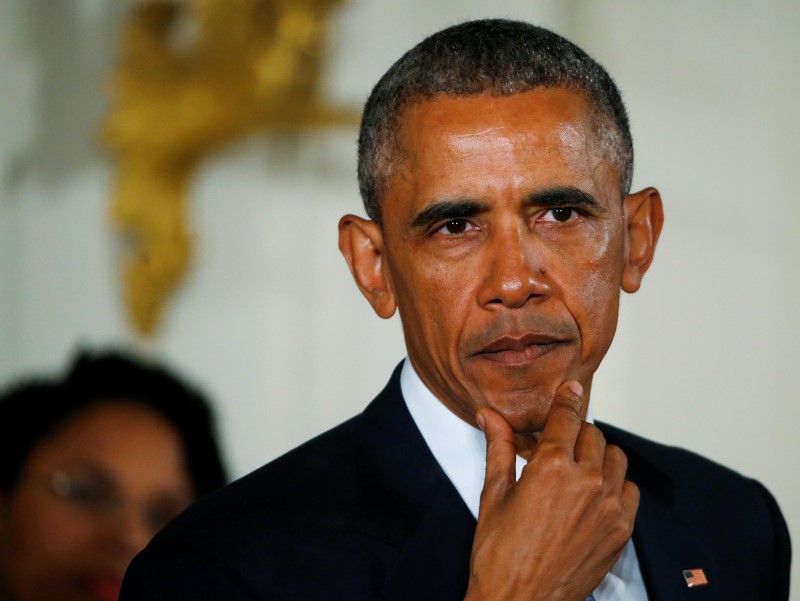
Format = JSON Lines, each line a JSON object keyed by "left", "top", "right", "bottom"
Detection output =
{"left": 622, "top": 516, "right": 636, "bottom": 538}
{"left": 600, "top": 493, "right": 624, "bottom": 517}
{"left": 605, "top": 443, "right": 626, "bottom": 462}
{"left": 575, "top": 468, "right": 604, "bottom": 495}
{"left": 552, "top": 394, "right": 582, "bottom": 419}
{"left": 604, "top": 444, "right": 628, "bottom": 473}
{"left": 601, "top": 498, "right": 634, "bottom": 541}
{"left": 533, "top": 445, "right": 569, "bottom": 471}
{"left": 614, "top": 510, "right": 636, "bottom": 540}
{"left": 583, "top": 422, "right": 605, "bottom": 441}
{"left": 624, "top": 480, "right": 641, "bottom": 504}
{"left": 609, "top": 521, "right": 633, "bottom": 546}
{"left": 579, "top": 422, "right": 606, "bottom": 450}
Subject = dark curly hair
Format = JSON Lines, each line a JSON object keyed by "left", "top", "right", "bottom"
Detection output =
{"left": 0, "top": 350, "right": 227, "bottom": 498}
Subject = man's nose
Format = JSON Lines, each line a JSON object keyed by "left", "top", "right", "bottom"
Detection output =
{"left": 477, "top": 227, "right": 550, "bottom": 308}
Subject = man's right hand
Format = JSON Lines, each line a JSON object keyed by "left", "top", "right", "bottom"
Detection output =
{"left": 463, "top": 381, "right": 639, "bottom": 601}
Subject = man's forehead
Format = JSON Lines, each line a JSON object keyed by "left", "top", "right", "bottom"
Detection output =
{"left": 393, "top": 90, "right": 602, "bottom": 166}
{"left": 379, "top": 89, "right": 622, "bottom": 218}
{"left": 394, "top": 91, "right": 608, "bottom": 177}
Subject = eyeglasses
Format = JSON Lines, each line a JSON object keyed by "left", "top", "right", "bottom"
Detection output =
{"left": 46, "top": 469, "right": 191, "bottom": 535}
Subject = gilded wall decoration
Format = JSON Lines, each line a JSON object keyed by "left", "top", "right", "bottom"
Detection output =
{"left": 103, "top": 0, "right": 356, "bottom": 337}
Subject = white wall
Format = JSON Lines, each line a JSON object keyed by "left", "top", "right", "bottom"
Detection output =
{"left": 579, "top": 4, "right": 800, "bottom": 586}
{"left": 1, "top": 1, "right": 798, "bottom": 596}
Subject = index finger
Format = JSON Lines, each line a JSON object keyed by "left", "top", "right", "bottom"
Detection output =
{"left": 536, "top": 380, "right": 587, "bottom": 453}
{"left": 477, "top": 408, "right": 517, "bottom": 501}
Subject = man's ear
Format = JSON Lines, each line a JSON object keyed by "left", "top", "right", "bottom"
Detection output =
{"left": 621, "top": 187, "right": 664, "bottom": 293}
{"left": 338, "top": 214, "right": 397, "bottom": 319}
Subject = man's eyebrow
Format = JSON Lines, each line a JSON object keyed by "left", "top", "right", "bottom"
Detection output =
{"left": 410, "top": 199, "right": 488, "bottom": 229}
{"left": 410, "top": 188, "right": 603, "bottom": 229}
{"left": 526, "top": 187, "right": 605, "bottom": 212}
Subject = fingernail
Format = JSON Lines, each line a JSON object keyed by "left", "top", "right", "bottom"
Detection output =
{"left": 476, "top": 412, "right": 486, "bottom": 431}
{"left": 567, "top": 381, "right": 583, "bottom": 397}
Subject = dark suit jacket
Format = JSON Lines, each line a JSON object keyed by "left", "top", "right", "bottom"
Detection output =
{"left": 121, "top": 365, "right": 791, "bottom": 600}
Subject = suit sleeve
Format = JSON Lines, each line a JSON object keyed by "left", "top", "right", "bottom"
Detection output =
{"left": 120, "top": 542, "right": 261, "bottom": 601}
{"left": 751, "top": 479, "right": 792, "bottom": 601}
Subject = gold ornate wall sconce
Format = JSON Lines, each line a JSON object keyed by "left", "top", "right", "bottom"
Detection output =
{"left": 103, "top": 0, "right": 356, "bottom": 337}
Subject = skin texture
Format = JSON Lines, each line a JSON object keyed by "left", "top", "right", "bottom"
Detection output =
{"left": 0, "top": 402, "right": 193, "bottom": 601}
{"left": 340, "top": 88, "right": 662, "bottom": 599}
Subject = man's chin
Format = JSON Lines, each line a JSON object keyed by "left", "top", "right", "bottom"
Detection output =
{"left": 481, "top": 389, "right": 554, "bottom": 434}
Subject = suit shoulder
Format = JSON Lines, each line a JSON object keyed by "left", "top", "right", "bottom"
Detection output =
{"left": 598, "top": 421, "right": 787, "bottom": 523}
{"left": 600, "top": 422, "right": 742, "bottom": 478}
{"left": 151, "top": 414, "right": 365, "bottom": 555}
{"left": 599, "top": 423, "right": 791, "bottom": 599}
{"left": 127, "top": 370, "right": 420, "bottom": 598}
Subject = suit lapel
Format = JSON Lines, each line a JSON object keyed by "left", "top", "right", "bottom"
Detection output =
{"left": 602, "top": 424, "right": 719, "bottom": 601}
{"left": 353, "top": 364, "right": 476, "bottom": 601}
{"left": 379, "top": 480, "right": 474, "bottom": 601}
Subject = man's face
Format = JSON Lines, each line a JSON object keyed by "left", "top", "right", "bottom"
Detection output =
{"left": 343, "top": 88, "right": 660, "bottom": 434}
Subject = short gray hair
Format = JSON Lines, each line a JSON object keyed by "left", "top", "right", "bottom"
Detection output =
{"left": 357, "top": 19, "right": 634, "bottom": 226}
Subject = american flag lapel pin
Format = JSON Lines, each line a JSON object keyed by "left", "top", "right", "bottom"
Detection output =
{"left": 682, "top": 568, "right": 709, "bottom": 588}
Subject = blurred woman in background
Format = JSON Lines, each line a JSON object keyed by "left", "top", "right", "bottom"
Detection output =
{"left": 0, "top": 351, "right": 227, "bottom": 601}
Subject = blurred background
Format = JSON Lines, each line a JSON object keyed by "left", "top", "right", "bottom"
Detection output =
{"left": 1, "top": 0, "right": 798, "bottom": 596}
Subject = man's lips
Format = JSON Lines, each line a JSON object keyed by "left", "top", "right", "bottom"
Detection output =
{"left": 472, "top": 333, "right": 569, "bottom": 366}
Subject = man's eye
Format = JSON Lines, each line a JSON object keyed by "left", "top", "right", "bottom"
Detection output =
{"left": 540, "top": 208, "right": 580, "bottom": 223}
{"left": 437, "top": 219, "right": 473, "bottom": 235}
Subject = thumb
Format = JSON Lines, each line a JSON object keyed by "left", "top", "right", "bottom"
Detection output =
{"left": 477, "top": 408, "right": 517, "bottom": 506}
